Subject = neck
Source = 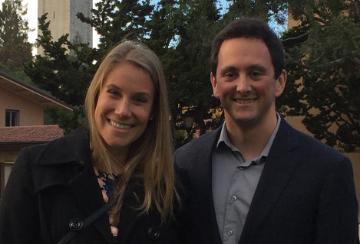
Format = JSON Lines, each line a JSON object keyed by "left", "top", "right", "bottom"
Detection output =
{"left": 225, "top": 111, "right": 277, "bottom": 161}
{"left": 107, "top": 146, "right": 129, "bottom": 174}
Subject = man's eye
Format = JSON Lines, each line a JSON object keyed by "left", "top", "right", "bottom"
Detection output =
{"left": 224, "top": 71, "right": 236, "bottom": 79}
{"left": 249, "top": 70, "right": 263, "bottom": 79}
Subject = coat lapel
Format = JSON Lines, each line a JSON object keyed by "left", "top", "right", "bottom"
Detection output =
{"left": 69, "top": 161, "right": 114, "bottom": 244}
{"left": 240, "top": 120, "right": 301, "bottom": 243}
{"left": 35, "top": 128, "right": 115, "bottom": 244}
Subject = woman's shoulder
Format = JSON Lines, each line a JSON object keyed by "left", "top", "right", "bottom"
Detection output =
{"left": 18, "top": 127, "right": 89, "bottom": 166}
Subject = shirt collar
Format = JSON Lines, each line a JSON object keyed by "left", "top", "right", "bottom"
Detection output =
{"left": 216, "top": 114, "right": 281, "bottom": 161}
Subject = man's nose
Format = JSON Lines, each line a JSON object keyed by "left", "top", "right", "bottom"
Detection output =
{"left": 235, "top": 75, "right": 252, "bottom": 93}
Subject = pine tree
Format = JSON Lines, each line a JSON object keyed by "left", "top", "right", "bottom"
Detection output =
{"left": 0, "top": 0, "right": 32, "bottom": 80}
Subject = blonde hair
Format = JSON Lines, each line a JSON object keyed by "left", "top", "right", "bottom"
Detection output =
{"left": 84, "top": 40, "right": 175, "bottom": 222}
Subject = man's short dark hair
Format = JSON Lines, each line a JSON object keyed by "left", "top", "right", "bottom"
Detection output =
{"left": 210, "top": 17, "right": 285, "bottom": 78}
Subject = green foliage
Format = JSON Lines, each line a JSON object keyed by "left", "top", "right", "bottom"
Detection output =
{"left": 77, "top": 0, "right": 153, "bottom": 56}
{"left": 0, "top": 0, "right": 32, "bottom": 80}
{"left": 25, "top": 14, "right": 97, "bottom": 106}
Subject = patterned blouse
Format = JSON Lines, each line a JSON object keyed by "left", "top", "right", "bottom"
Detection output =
{"left": 94, "top": 168, "right": 119, "bottom": 237}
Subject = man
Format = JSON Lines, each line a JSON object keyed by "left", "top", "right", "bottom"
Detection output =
{"left": 175, "top": 18, "right": 359, "bottom": 244}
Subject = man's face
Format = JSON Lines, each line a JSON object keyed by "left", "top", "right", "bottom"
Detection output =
{"left": 211, "top": 37, "right": 286, "bottom": 128}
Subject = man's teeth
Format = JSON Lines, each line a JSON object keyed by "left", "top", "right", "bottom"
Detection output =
{"left": 234, "top": 98, "right": 256, "bottom": 103}
{"left": 109, "top": 120, "right": 131, "bottom": 129}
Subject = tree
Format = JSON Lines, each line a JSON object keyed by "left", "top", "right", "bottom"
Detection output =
{"left": 23, "top": 0, "right": 297, "bottom": 144}
{"left": 25, "top": 0, "right": 359, "bottom": 150}
{"left": 26, "top": 14, "right": 96, "bottom": 106}
{"left": 0, "top": 0, "right": 32, "bottom": 81}
{"left": 281, "top": 0, "right": 360, "bottom": 151}
{"left": 77, "top": 0, "right": 153, "bottom": 56}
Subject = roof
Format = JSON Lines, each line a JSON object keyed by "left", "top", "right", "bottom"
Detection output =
{"left": 0, "top": 125, "right": 64, "bottom": 144}
{"left": 0, "top": 71, "right": 72, "bottom": 111}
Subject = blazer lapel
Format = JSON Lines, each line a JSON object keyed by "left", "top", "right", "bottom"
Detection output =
{"left": 240, "top": 120, "right": 301, "bottom": 243}
{"left": 191, "top": 128, "right": 223, "bottom": 244}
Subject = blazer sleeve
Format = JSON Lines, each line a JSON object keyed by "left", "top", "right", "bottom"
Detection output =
{"left": 0, "top": 147, "right": 42, "bottom": 244}
{"left": 315, "top": 157, "right": 359, "bottom": 244}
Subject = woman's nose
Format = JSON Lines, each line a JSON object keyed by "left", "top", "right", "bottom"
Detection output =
{"left": 115, "top": 98, "right": 131, "bottom": 117}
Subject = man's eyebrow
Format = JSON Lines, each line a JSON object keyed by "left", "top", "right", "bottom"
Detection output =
{"left": 247, "top": 64, "right": 267, "bottom": 71}
{"left": 220, "top": 66, "right": 238, "bottom": 74}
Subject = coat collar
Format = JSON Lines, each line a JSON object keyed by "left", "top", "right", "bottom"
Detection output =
{"left": 32, "top": 128, "right": 115, "bottom": 244}
{"left": 32, "top": 128, "right": 155, "bottom": 244}
{"left": 36, "top": 127, "right": 91, "bottom": 166}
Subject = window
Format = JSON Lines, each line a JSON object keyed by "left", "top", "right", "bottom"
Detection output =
{"left": 5, "top": 109, "right": 19, "bottom": 127}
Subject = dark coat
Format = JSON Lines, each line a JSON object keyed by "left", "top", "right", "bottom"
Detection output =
{"left": 175, "top": 119, "right": 359, "bottom": 244}
{"left": 0, "top": 129, "right": 181, "bottom": 244}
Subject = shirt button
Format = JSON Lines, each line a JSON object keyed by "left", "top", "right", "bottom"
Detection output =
{"left": 231, "top": 195, "right": 238, "bottom": 202}
{"left": 227, "top": 230, "right": 233, "bottom": 236}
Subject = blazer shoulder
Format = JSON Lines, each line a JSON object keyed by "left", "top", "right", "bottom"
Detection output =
{"left": 175, "top": 128, "right": 220, "bottom": 169}
{"left": 283, "top": 123, "right": 351, "bottom": 171}
{"left": 176, "top": 128, "right": 220, "bottom": 152}
{"left": 293, "top": 127, "right": 347, "bottom": 160}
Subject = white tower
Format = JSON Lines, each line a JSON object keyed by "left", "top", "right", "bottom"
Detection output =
{"left": 38, "top": 0, "right": 93, "bottom": 47}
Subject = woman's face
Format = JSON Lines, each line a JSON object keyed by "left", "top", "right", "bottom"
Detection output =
{"left": 94, "top": 62, "right": 155, "bottom": 155}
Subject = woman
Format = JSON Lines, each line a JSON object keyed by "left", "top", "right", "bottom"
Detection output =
{"left": 0, "top": 40, "right": 181, "bottom": 244}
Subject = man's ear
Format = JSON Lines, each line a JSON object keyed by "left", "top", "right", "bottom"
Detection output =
{"left": 275, "top": 69, "right": 287, "bottom": 97}
{"left": 210, "top": 72, "right": 219, "bottom": 98}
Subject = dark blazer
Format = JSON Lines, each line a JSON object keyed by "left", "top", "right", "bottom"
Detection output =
{"left": 0, "top": 129, "right": 181, "bottom": 244}
{"left": 175, "top": 119, "right": 359, "bottom": 244}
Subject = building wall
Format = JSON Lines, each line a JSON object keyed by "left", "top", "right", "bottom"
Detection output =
{"left": 0, "top": 144, "right": 28, "bottom": 197}
{"left": 70, "top": 0, "right": 93, "bottom": 46}
{"left": 38, "top": 0, "right": 70, "bottom": 41}
{"left": 38, "top": 0, "right": 92, "bottom": 46}
{"left": 0, "top": 88, "right": 44, "bottom": 126}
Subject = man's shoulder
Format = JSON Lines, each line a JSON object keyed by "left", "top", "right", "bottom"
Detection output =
{"left": 174, "top": 128, "right": 220, "bottom": 167}
{"left": 283, "top": 121, "right": 348, "bottom": 162}
{"left": 176, "top": 128, "right": 220, "bottom": 154}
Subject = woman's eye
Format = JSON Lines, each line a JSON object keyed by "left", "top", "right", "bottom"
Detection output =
{"left": 107, "top": 89, "right": 119, "bottom": 96}
{"left": 134, "top": 97, "right": 148, "bottom": 103}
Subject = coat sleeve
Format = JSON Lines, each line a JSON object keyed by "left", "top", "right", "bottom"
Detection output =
{"left": 0, "top": 147, "right": 42, "bottom": 244}
{"left": 315, "top": 157, "right": 359, "bottom": 244}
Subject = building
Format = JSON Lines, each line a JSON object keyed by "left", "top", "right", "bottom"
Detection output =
{"left": 0, "top": 71, "right": 72, "bottom": 196}
{"left": 38, "top": 0, "right": 93, "bottom": 49}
